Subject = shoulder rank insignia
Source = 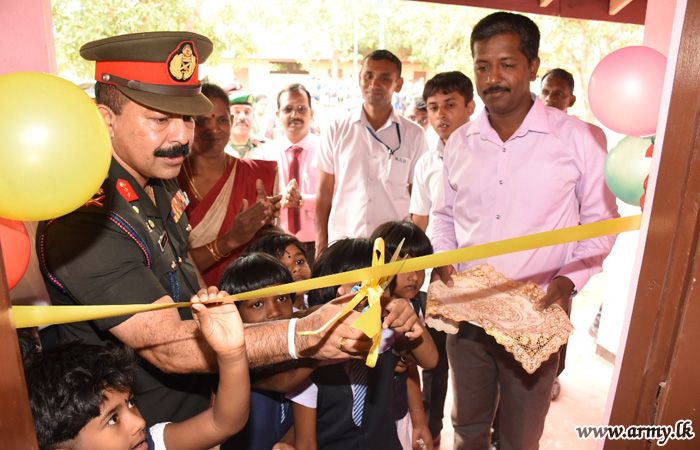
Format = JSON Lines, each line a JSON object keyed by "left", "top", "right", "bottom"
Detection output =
{"left": 167, "top": 41, "right": 198, "bottom": 82}
{"left": 170, "top": 189, "right": 189, "bottom": 223}
{"left": 116, "top": 179, "right": 138, "bottom": 202}
{"left": 84, "top": 188, "right": 106, "bottom": 208}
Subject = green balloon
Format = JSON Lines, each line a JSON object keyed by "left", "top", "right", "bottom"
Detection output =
{"left": 604, "top": 136, "right": 653, "bottom": 206}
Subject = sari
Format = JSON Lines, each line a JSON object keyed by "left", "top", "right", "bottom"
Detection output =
{"left": 178, "top": 158, "right": 278, "bottom": 286}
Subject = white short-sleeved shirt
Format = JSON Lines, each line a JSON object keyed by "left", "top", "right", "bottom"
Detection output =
{"left": 409, "top": 139, "right": 445, "bottom": 239}
{"left": 315, "top": 106, "right": 428, "bottom": 243}
{"left": 149, "top": 422, "right": 169, "bottom": 449}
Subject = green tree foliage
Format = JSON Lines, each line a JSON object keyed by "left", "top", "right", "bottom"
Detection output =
{"left": 537, "top": 16, "right": 643, "bottom": 118}
{"left": 52, "top": 0, "right": 261, "bottom": 78}
{"left": 53, "top": 0, "right": 643, "bottom": 111}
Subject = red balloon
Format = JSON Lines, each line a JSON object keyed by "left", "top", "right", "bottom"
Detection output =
{"left": 588, "top": 46, "right": 667, "bottom": 137}
{"left": 0, "top": 218, "right": 30, "bottom": 290}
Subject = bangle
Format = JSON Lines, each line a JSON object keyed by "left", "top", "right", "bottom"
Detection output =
{"left": 205, "top": 242, "right": 221, "bottom": 261}
{"left": 212, "top": 239, "right": 231, "bottom": 259}
{"left": 288, "top": 318, "right": 298, "bottom": 359}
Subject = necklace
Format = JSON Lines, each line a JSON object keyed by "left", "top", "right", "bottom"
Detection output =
{"left": 183, "top": 155, "right": 232, "bottom": 201}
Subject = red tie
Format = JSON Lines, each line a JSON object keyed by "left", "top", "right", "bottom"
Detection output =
{"left": 288, "top": 146, "right": 302, "bottom": 235}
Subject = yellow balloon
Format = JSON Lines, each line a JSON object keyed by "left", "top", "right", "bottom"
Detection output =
{"left": 0, "top": 72, "right": 111, "bottom": 221}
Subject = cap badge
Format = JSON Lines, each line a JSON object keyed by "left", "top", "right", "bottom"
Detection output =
{"left": 167, "top": 41, "right": 197, "bottom": 82}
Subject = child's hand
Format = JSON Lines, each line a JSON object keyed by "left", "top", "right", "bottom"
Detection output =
{"left": 191, "top": 288, "right": 246, "bottom": 360}
{"left": 412, "top": 425, "right": 433, "bottom": 450}
{"left": 381, "top": 297, "right": 422, "bottom": 339}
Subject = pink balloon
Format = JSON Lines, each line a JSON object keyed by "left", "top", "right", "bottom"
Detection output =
{"left": 588, "top": 46, "right": 667, "bottom": 137}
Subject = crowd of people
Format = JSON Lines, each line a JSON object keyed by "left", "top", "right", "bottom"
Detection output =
{"left": 19, "top": 10, "right": 619, "bottom": 450}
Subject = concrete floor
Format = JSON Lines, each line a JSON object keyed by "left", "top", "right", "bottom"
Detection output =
{"left": 434, "top": 277, "right": 613, "bottom": 449}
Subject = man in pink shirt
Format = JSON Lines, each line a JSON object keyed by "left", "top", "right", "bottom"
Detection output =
{"left": 255, "top": 83, "right": 319, "bottom": 263}
{"left": 430, "top": 12, "right": 619, "bottom": 450}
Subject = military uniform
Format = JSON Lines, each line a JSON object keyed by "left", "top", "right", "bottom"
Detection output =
{"left": 37, "top": 31, "right": 216, "bottom": 426}
{"left": 38, "top": 160, "right": 212, "bottom": 425}
{"left": 228, "top": 91, "right": 264, "bottom": 158}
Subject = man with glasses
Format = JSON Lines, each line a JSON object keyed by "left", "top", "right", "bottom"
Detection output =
{"left": 255, "top": 83, "right": 319, "bottom": 263}
{"left": 314, "top": 50, "right": 428, "bottom": 256}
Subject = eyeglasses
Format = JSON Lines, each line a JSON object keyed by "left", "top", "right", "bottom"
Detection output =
{"left": 280, "top": 105, "right": 310, "bottom": 115}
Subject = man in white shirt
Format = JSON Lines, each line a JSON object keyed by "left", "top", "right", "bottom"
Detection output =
{"left": 410, "top": 71, "right": 475, "bottom": 237}
{"left": 315, "top": 50, "right": 428, "bottom": 255}
{"left": 255, "top": 83, "right": 319, "bottom": 262}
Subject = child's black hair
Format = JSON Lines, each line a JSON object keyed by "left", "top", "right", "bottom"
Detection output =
{"left": 219, "top": 252, "right": 295, "bottom": 302}
{"left": 370, "top": 220, "right": 433, "bottom": 259}
{"left": 370, "top": 221, "right": 433, "bottom": 296}
{"left": 17, "top": 327, "right": 41, "bottom": 365}
{"left": 244, "top": 231, "right": 307, "bottom": 264}
{"left": 308, "top": 238, "right": 374, "bottom": 307}
{"left": 24, "top": 342, "right": 138, "bottom": 450}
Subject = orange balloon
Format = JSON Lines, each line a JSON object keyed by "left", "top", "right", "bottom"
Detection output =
{"left": 0, "top": 218, "right": 30, "bottom": 290}
{"left": 0, "top": 72, "right": 112, "bottom": 221}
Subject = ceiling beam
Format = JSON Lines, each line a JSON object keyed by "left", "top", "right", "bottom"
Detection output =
{"left": 539, "top": 0, "right": 555, "bottom": 7}
{"left": 610, "top": 0, "right": 635, "bottom": 15}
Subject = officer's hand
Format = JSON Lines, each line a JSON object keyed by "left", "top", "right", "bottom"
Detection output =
{"left": 296, "top": 293, "right": 372, "bottom": 360}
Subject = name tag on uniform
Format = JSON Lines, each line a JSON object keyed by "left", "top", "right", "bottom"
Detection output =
{"left": 393, "top": 156, "right": 408, "bottom": 163}
{"left": 158, "top": 231, "right": 169, "bottom": 252}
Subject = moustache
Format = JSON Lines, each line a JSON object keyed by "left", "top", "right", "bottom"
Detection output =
{"left": 153, "top": 144, "right": 190, "bottom": 158}
{"left": 234, "top": 119, "right": 250, "bottom": 127}
{"left": 287, "top": 119, "right": 304, "bottom": 127}
{"left": 483, "top": 85, "right": 510, "bottom": 95}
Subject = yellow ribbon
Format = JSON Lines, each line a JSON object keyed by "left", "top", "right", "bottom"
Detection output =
{"left": 11, "top": 215, "right": 642, "bottom": 330}
{"left": 297, "top": 238, "right": 404, "bottom": 367}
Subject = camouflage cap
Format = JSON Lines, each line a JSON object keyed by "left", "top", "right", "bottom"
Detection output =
{"left": 80, "top": 31, "right": 214, "bottom": 115}
{"left": 229, "top": 91, "right": 255, "bottom": 106}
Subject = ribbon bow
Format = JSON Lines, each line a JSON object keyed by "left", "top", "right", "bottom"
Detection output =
{"left": 298, "top": 237, "right": 404, "bottom": 367}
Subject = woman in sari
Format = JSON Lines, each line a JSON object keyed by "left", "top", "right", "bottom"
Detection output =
{"left": 178, "top": 83, "right": 280, "bottom": 286}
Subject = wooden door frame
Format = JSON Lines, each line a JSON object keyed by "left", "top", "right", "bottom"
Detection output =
{"left": 605, "top": 0, "right": 700, "bottom": 448}
{"left": 0, "top": 245, "right": 39, "bottom": 449}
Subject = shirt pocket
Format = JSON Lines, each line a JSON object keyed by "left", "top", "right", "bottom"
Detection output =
{"left": 383, "top": 155, "right": 411, "bottom": 197}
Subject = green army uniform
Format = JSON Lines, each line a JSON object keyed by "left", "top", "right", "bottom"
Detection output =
{"left": 229, "top": 91, "right": 263, "bottom": 158}
{"left": 230, "top": 137, "right": 262, "bottom": 158}
{"left": 37, "top": 31, "right": 215, "bottom": 426}
{"left": 38, "top": 160, "right": 211, "bottom": 425}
